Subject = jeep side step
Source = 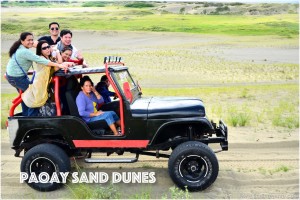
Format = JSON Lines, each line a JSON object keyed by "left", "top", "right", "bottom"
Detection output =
{"left": 84, "top": 154, "right": 139, "bottom": 163}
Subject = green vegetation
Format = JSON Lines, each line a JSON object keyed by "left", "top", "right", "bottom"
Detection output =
{"left": 204, "top": 2, "right": 224, "bottom": 7}
{"left": 271, "top": 101, "right": 299, "bottom": 129}
{"left": 180, "top": 7, "right": 185, "bottom": 14}
{"left": 141, "top": 163, "right": 154, "bottom": 169}
{"left": 1, "top": 1, "right": 46, "bottom": 7}
{"left": 2, "top": 84, "right": 298, "bottom": 130}
{"left": 1, "top": 93, "right": 21, "bottom": 129}
{"left": 67, "top": 181, "right": 190, "bottom": 199}
{"left": 237, "top": 165, "right": 292, "bottom": 174}
{"left": 68, "top": 183, "right": 121, "bottom": 199}
{"left": 162, "top": 186, "right": 191, "bottom": 199}
{"left": 258, "top": 165, "right": 291, "bottom": 175}
{"left": 2, "top": 33, "right": 298, "bottom": 130}
{"left": 227, "top": 106, "right": 251, "bottom": 127}
{"left": 1, "top": 8, "right": 298, "bottom": 37}
{"left": 142, "top": 84, "right": 298, "bottom": 129}
{"left": 2, "top": 32, "right": 298, "bottom": 130}
{"left": 215, "top": 5, "right": 230, "bottom": 13}
{"left": 67, "top": 160, "right": 121, "bottom": 199}
{"left": 1, "top": 1, "right": 67, "bottom": 7}
{"left": 124, "top": 2, "right": 154, "bottom": 8}
{"left": 228, "top": 2, "right": 244, "bottom": 6}
{"left": 82, "top": 1, "right": 106, "bottom": 7}
{"left": 65, "top": 161, "right": 188, "bottom": 199}
{"left": 130, "top": 190, "right": 151, "bottom": 199}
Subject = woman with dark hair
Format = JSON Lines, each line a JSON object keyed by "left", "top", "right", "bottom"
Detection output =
{"left": 61, "top": 46, "right": 84, "bottom": 65}
{"left": 21, "top": 40, "right": 62, "bottom": 110}
{"left": 60, "top": 47, "right": 73, "bottom": 62}
{"left": 5, "top": 32, "right": 72, "bottom": 116}
{"left": 36, "top": 40, "right": 62, "bottom": 63}
{"left": 76, "top": 76, "right": 121, "bottom": 136}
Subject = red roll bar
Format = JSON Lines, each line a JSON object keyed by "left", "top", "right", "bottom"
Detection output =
{"left": 105, "top": 61, "right": 125, "bottom": 135}
{"left": 9, "top": 90, "right": 23, "bottom": 117}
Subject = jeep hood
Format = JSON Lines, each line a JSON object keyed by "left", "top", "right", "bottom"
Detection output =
{"left": 130, "top": 97, "right": 205, "bottom": 119}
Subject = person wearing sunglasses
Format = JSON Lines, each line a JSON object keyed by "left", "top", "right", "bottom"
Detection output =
{"left": 21, "top": 40, "right": 63, "bottom": 113}
{"left": 33, "top": 22, "right": 61, "bottom": 48}
{"left": 6, "top": 32, "right": 73, "bottom": 116}
{"left": 38, "top": 22, "right": 61, "bottom": 46}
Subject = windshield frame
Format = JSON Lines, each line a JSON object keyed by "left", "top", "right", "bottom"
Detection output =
{"left": 111, "top": 69, "right": 140, "bottom": 104}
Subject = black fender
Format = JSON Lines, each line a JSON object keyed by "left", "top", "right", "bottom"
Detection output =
{"left": 149, "top": 117, "right": 214, "bottom": 146}
{"left": 12, "top": 116, "right": 93, "bottom": 149}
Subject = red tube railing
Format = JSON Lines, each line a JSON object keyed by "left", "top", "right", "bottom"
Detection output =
{"left": 105, "top": 62, "right": 125, "bottom": 135}
{"left": 53, "top": 76, "right": 62, "bottom": 116}
{"left": 9, "top": 90, "right": 23, "bottom": 117}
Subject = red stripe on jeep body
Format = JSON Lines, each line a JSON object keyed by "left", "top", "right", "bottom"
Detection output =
{"left": 72, "top": 140, "right": 149, "bottom": 148}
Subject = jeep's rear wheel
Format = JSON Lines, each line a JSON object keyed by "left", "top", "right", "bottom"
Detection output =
{"left": 21, "top": 143, "right": 70, "bottom": 191}
{"left": 168, "top": 141, "right": 219, "bottom": 191}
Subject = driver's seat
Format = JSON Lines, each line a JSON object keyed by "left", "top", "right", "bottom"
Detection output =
{"left": 64, "top": 76, "right": 109, "bottom": 135}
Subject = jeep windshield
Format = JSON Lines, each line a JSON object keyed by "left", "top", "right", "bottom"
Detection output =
{"left": 112, "top": 69, "right": 140, "bottom": 103}
{"left": 54, "top": 64, "right": 140, "bottom": 103}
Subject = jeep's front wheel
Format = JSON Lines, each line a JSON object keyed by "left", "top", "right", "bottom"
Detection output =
{"left": 21, "top": 143, "right": 70, "bottom": 191}
{"left": 168, "top": 141, "right": 219, "bottom": 191}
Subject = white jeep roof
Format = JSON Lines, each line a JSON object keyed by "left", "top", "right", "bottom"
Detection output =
{"left": 54, "top": 65, "right": 128, "bottom": 76}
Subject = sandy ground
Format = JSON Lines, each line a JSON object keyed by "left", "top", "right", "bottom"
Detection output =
{"left": 2, "top": 30, "right": 299, "bottom": 64}
{"left": 1, "top": 13, "right": 299, "bottom": 199}
{"left": 1, "top": 129, "right": 299, "bottom": 199}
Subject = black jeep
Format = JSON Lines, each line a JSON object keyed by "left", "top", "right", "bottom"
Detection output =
{"left": 7, "top": 57, "right": 228, "bottom": 192}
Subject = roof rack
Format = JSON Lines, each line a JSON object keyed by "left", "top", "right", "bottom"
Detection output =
{"left": 104, "top": 56, "right": 122, "bottom": 64}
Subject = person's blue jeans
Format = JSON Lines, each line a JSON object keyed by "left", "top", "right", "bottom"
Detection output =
{"left": 89, "top": 111, "right": 119, "bottom": 125}
{"left": 6, "top": 74, "right": 39, "bottom": 116}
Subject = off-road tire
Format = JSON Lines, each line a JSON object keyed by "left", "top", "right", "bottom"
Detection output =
{"left": 168, "top": 141, "right": 219, "bottom": 191}
{"left": 21, "top": 143, "right": 70, "bottom": 192}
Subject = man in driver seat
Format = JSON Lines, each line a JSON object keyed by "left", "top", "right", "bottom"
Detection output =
{"left": 95, "top": 75, "right": 117, "bottom": 104}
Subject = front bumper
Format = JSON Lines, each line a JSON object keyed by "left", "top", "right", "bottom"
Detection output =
{"left": 218, "top": 120, "right": 228, "bottom": 150}
{"left": 211, "top": 119, "right": 228, "bottom": 151}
